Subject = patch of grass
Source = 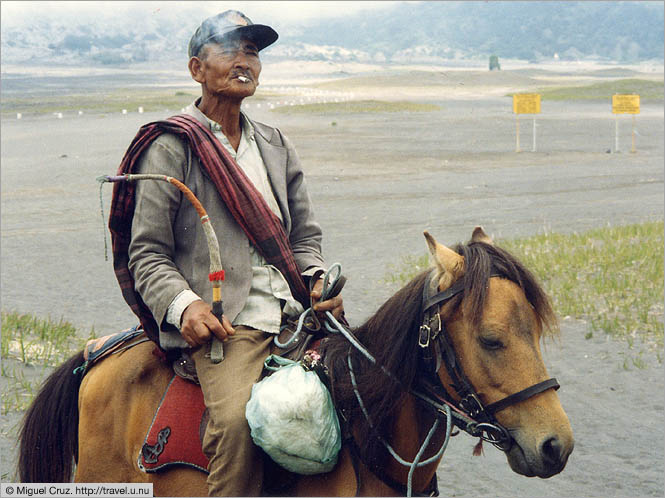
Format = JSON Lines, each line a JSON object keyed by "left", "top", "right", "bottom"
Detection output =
{"left": 1, "top": 311, "right": 95, "bottom": 413}
{"left": 385, "top": 253, "right": 431, "bottom": 286}
{"left": 386, "top": 222, "right": 664, "bottom": 352}
{"left": 527, "top": 78, "right": 664, "bottom": 102}
{"left": 272, "top": 100, "right": 440, "bottom": 114}
{"left": 1, "top": 311, "right": 94, "bottom": 366}
{"left": 499, "top": 222, "right": 664, "bottom": 350}
{"left": 1, "top": 364, "right": 42, "bottom": 415}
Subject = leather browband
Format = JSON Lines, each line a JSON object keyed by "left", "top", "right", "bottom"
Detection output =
{"left": 422, "top": 279, "right": 464, "bottom": 313}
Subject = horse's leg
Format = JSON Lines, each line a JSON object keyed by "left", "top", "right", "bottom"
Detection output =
{"left": 75, "top": 341, "right": 165, "bottom": 483}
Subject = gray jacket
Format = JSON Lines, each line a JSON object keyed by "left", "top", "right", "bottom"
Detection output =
{"left": 128, "top": 105, "right": 324, "bottom": 349}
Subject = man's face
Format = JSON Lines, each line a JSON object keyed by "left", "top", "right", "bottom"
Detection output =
{"left": 194, "top": 37, "right": 262, "bottom": 99}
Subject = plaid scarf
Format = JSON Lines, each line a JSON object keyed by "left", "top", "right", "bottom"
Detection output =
{"left": 109, "top": 114, "right": 310, "bottom": 344}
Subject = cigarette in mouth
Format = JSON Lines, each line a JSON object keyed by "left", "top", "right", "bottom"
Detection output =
{"left": 238, "top": 76, "right": 249, "bottom": 83}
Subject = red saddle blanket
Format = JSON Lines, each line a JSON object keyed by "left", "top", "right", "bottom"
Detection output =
{"left": 81, "top": 328, "right": 209, "bottom": 473}
{"left": 138, "top": 374, "right": 210, "bottom": 473}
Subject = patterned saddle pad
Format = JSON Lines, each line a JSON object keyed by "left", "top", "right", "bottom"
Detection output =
{"left": 138, "top": 374, "right": 209, "bottom": 473}
{"left": 79, "top": 325, "right": 147, "bottom": 375}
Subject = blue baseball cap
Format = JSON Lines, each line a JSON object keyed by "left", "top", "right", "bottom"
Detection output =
{"left": 188, "top": 10, "right": 279, "bottom": 58}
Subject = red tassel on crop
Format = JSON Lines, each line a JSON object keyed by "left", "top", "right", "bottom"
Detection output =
{"left": 208, "top": 270, "right": 225, "bottom": 281}
{"left": 473, "top": 439, "right": 484, "bottom": 456}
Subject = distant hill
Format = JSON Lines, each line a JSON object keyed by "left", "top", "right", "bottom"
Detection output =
{"left": 1, "top": 1, "right": 662, "bottom": 67}
{"left": 284, "top": 1, "right": 664, "bottom": 63}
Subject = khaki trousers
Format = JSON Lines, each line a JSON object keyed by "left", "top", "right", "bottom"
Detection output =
{"left": 191, "top": 326, "right": 273, "bottom": 497}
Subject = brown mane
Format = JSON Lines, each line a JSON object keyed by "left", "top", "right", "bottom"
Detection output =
{"left": 320, "top": 239, "right": 557, "bottom": 470}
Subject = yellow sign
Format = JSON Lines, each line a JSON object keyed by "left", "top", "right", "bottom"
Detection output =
{"left": 513, "top": 94, "right": 541, "bottom": 114}
{"left": 612, "top": 94, "right": 640, "bottom": 114}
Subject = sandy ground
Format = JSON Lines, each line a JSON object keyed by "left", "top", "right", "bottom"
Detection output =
{"left": 1, "top": 66, "right": 663, "bottom": 496}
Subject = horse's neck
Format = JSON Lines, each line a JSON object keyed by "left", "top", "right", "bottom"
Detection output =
{"left": 292, "top": 446, "right": 358, "bottom": 496}
{"left": 303, "top": 396, "right": 442, "bottom": 496}
{"left": 382, "top": 395, "right": 443, "bottom": 492}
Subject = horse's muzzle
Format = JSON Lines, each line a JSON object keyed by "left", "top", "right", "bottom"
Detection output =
{"left": 538, "top": 434, "right": 574, "bottom": 477}
{"left": 507, "top": 432, "right": 574, "bottom": 478}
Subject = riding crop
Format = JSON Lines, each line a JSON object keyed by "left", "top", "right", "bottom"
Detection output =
{"left": 98, "top": 174, "right": 226, "bottom": 362}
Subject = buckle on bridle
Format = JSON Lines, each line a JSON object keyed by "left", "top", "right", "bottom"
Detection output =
{"left": 418, "top": 324, "right": 430, "bottom": 348}
{"left": 459, "top": 393, "right": 486, "bottom": 419}
{"left": 420, "top": 311, "right": 443, "bottom": 349}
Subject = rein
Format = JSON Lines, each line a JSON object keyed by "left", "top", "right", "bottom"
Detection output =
{"left": 347, "top": 350, "right": 451, "bottom": 497}
{"left": 309, "top": 270, "right": 448, "bottom": 497}
{"left": 322, "top": 268, "right": 560, "bottom": 497}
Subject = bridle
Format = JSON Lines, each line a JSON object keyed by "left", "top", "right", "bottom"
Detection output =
{"left": 413, "top": 271, "right": 560, "bottom": 451}
{"left": 333, "top": 269, "right": 560, "bottom": 496}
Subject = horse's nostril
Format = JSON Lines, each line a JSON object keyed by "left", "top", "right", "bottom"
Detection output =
{"left": 540, "top": 436, "right": 563, "bottom": 466}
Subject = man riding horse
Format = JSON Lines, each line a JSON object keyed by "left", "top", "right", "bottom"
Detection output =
{"left": 110, "top": 10, "right": 344, "bottom": 496}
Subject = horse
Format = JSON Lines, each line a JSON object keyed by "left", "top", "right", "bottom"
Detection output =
{"left": 18, "top": 228, "right": 573, "bottom": 496}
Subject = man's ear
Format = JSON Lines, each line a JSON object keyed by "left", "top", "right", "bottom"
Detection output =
{"left": 188, "top": 57, "right": 205, "bottom": 84}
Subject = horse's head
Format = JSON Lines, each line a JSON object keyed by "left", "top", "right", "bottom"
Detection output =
{"left": 424, "top": 228, "right": 574, "bottom": 478}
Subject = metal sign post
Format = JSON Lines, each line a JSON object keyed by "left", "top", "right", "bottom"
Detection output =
{"left": 612, "top": 94, "right": 640, "bottom": 153}
{"left": 513, "top": 94, "right": 541, "bottom": 153}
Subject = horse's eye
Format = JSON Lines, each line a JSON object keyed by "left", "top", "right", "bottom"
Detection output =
{"left": 479, "top": 336, "right": 504, "bottom": 351}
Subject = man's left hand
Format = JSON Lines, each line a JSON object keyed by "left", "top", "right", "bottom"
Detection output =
{"left": 310, "top": 278, "right": 345, "bottom": 320}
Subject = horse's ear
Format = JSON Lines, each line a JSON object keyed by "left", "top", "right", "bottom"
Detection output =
{"left": 471, "top": 226, "right": 493, "bottom": 245}
{"left": 424, "top": 231, "right": 465, "bottom": 289}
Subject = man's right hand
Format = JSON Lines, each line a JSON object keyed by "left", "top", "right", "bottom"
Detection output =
{"left": 180, "top": 300, "right": 235, "bottom": 347}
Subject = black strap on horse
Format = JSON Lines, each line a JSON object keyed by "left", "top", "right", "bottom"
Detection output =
{"left": 417, "top": 269, "right": 560, "bottom": 451}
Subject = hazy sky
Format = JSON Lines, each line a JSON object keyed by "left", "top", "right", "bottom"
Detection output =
{"left": 1, "top": 1, "right": 404, "bottom": 26}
